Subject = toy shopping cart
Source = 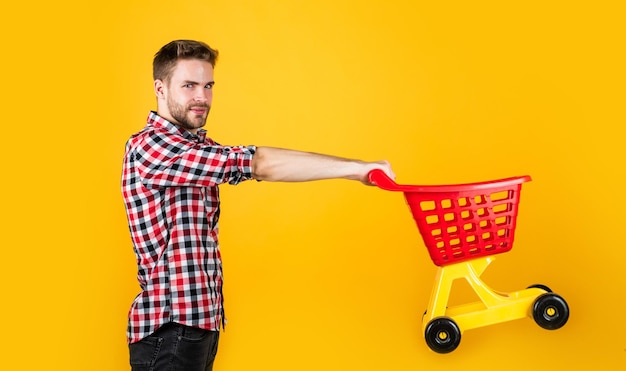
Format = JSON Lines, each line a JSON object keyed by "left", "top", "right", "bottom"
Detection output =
{"left": 368, "top": 169, "right": 569, "bottom": 353}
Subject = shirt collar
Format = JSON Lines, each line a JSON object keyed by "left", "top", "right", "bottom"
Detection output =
{"left": 147, "top": 111, "right": 207, "bottom": 143}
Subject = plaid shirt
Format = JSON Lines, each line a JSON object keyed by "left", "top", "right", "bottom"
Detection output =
{"left": 121, "top": 111, "right": 256, "bottom": 343}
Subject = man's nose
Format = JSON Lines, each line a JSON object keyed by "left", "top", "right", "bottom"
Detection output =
{"left": 194, "top": 88, "right": 209, "bottom": 102}
{"left": 193, "top": 95, "right": 207, "bottom": 102}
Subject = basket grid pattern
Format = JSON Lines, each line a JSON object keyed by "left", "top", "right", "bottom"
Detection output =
{"left": 404, "top": 184, "right": 524, "bottom": 266}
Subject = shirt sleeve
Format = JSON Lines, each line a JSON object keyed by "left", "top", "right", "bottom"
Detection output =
{"left": 132, "top": 129, "right": 256, "bottom": 188}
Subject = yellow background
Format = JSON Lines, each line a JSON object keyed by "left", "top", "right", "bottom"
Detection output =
{"left": 1, "top": 1, "right": 624, "bottom": 370}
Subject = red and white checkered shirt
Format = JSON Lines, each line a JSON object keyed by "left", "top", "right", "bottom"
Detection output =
{"left": 121, "top": 111, "right": 256, "bottom": 343}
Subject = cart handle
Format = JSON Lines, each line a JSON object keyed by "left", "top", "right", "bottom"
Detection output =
{"left": 368, "top": 169, "right": 531, "bottom": 193}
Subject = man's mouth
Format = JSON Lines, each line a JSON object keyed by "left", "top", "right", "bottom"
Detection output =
{"left": 190, "top": 106, "right": 208, "bottom": 115}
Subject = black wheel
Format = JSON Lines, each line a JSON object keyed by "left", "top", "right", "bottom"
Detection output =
{"left": 425, "top": 317, "right": 461, "bottom": 353}
{"left": 527, "top": 284, "right": 552, "bottom": 293}
{"left": 532, "top": 293, "right": 569, "bottom": 330}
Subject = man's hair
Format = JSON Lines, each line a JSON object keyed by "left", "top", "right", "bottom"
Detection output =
{"left": 153, "top": 40, "right": 219, "bottom": 83}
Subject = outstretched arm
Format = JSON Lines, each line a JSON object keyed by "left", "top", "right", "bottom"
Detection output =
{"left": 251, "top": 146, "right": 395, "bottom": 185}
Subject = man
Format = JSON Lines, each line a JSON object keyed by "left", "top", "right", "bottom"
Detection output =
{"left": 121, "top": 39, "right": 395, "bottom": 371}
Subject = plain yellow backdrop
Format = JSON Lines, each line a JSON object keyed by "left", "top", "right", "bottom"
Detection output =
{"left": 1, "top": 1, "right": 624, "bottom": 370}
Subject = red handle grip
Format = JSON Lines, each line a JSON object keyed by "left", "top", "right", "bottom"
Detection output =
{"left": 368, "top": 169, "right": 531, "bottom": 193}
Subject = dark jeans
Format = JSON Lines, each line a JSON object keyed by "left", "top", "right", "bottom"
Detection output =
{"left": 129, "top": 322, "right": 220, "bottom": 371}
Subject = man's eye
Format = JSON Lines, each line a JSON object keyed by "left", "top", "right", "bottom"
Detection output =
{"left": 183, "top": 84, "right": 193, "bottom": 88}
{"left": 205, "top": 83, "right": 214, "bottom": 89}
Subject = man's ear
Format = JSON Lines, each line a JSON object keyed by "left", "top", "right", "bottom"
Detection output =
{"left": 154, "top": 79, "right": 166, "bottom": 99}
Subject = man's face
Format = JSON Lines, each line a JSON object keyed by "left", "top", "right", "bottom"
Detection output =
{"left": 156, "top": 59, "right": 215, "bottom": 134}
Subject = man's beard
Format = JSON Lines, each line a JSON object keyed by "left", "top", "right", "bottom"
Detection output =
{"left": 168, "top": 96, "right": 210, "bottom": 132}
